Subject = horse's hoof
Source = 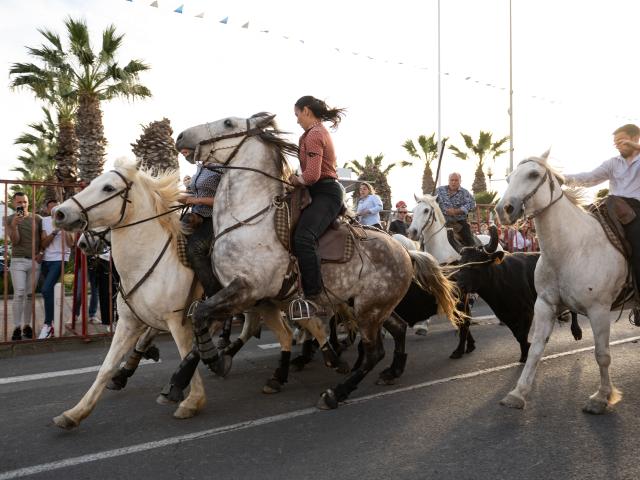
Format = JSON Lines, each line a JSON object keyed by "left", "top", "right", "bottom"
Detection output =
{"left": 53, "top": 413, "right": 78, "bottom": 430}
{"left": 211, "top": 355, "right": 233, "bottom": 378}
{"left": 173, "top": 405, "right": 198, "bottom": 419}
{"left": 317, "top": 389, "right": 339, "bottom": 410}
{"left": 465, "top": 343, "right": 476, "bottom": 354}
{"left": 106, "top": 371, "right": 128, "bottom": 391}
{"left": 375, "top": 375, "right": 396, "bottom": 386}
{"left": 143, "top": 345, "right": 160, "bottom": 362}
{"left": 500, "top": 393, "right": 526, "bottom": 409}
{"left": 335, "top": 361, "right": 350, "bottom": 375}
{"left": 449, "top": 350, "right": 463, "bottom": 359}
{"left": 582, "top": 399, "right": 608, "bottom": 415}
{"left": 156, "top": 390, "right": 184, "bottom": 405}
{"left": 262, "top": 378, "right": 283, "bottom": 394}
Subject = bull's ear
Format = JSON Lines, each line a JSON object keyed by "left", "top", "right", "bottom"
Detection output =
{"left": 492, "top": 251, "right": 505, "bottom": 264}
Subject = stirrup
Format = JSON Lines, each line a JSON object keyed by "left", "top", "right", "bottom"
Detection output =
{"left": 289, "top": 298, "right": 314, "bottom": 321}
{"left": 187, "top": 300, "right": 201, "bottom": 321}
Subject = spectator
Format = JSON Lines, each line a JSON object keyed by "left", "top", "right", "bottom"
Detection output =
{"left": 38, "top": 199, "right": 74, "bottom": 339}
{"left": 183, "top": 175, "right": 192, "bottom": 192}
{"left": 3, "top": 192, "right": 45, "bottom": 341}
{"left": 356, "top": 182, "right": 383, "bottom": 228}
{"left": 389, "top": 200, "right": 409, "bottom": 236}
{"left": 75, "top": 255, "right": 100, "bottom": 323}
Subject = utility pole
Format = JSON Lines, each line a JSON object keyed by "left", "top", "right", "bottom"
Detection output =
{"left": 508, "top": 0, "right": 514, "bottom": 174}
{"left": 436, "top": 0, "right": 443, "bottom": 186}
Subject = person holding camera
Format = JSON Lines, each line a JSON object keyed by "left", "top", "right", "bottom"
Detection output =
{"left": 38, "top": 199, "right": 74, "bottom": 339}
{"left": 3, "top": 192, "right": 45, "bottom": 341}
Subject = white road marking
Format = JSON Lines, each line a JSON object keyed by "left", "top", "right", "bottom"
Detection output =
{"left": 1, "top": 335, "right": 639, "bottom": 480}
{"left": 0, "top": 359, "right": 161, "bottom": 385}
{"left": 472, "top": 314, "right": 497, "bottom": 321}
{"left": 257, "top": 342, "right": 281, "bottom": 350}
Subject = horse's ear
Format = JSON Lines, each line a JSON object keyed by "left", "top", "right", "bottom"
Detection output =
{"left": 414, "top": 192, "right": 421, "bottom": 203}
{"left": 252, "top": 113, "right": 276, "bottom": 129}
{"left": 541, "top": 148, "right": 551, "bottom": 160}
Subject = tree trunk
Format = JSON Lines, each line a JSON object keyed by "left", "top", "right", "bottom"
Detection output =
{"left": 422, "top": 163, "right": 436, "bottom": 195}
{"left": 76, "top": 94, "right": 106, "bottom": 183}
{"left": 54, "top": 117, "right": 79, "bottom": 199}
{"left": 471, "top": 162, "right": 487, "bottom": 195}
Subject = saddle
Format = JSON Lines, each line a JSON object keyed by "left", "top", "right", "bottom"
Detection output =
{"left": 274, "top": 186, "right": 356, "bottom": 264}
{"left": 588, "top": 195, "right": 637, "bottom": 309}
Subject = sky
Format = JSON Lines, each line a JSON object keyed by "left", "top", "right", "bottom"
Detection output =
{"left": 2, "top": 0, "right": 640, "bottom": 207}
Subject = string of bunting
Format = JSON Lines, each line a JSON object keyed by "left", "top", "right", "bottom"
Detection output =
{"left": 123, "top": 0, "right": 636, "bottom": 122}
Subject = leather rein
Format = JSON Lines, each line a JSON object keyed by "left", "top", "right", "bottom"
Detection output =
{"left": 518, "top": 159, "right": 565, "bottom": 219}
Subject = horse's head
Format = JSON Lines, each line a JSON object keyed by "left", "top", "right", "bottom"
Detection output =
{"left": 496, "top": 150, "right": 562, "bottom": 224}
{"left": 176, "top": 113, "right": 277, "bottom": 164}
{"left": 407, "top": 193, "right": 444, "bottom": 241}
{"left": 78, "top": 228, "right": 111, "bottom": 256}
{"left": 55, "top": 159, "right": 138, "bottom": 231}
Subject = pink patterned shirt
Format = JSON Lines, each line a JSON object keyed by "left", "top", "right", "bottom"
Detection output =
{"left": 298, "top": 123, "right": 338, "bottom": 185}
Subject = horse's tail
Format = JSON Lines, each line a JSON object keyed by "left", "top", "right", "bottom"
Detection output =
{"left": 408, "top": 250, "right": 463, "bottom": 328}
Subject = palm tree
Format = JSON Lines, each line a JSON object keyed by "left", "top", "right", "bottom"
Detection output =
{"left": 10, "top": 35, "right": 79, "bottom": 198}
{"left": 12, "top": 17, "right": 152, "bottom": 183}
{"left": 344, "top": 154, "right": 402, "bottom": 222}
{"left": 131, "top": 118, "right": 179, "bottom": 174}
{"left": 11, "top": 109, "right": 59, "bottom": 206}
{"left": 402, "top": 134, "right": 448, "bottom": 194}
{"left": 449, "top": 131, "right": 509, "bottom": 194}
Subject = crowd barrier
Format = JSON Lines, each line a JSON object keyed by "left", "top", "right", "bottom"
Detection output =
{"left": 1, "top": 180, "right": 116, "bottom": 345}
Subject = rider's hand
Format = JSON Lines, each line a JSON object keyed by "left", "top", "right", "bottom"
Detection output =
{"left": 620, "top": 139, "right": 640, "bottom": 150}
{"left": 178, "top": 194, "right": 194, "bottom": 205}
{"left": 289, "top": 175, "right": 304, "bottom": 187}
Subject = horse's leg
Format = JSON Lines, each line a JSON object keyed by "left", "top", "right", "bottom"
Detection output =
{"left": 500, "top": 299, "right": 556, "bottom": 409}
{"left": 261, "top": 306, "right": 294, "bottom": 394}
{"left": 570, "top": 311, "right": 583, "bottom": 341}
{"left": 376, "top": 313, "right": 408, "bottom": 385}
{"left": 166, "top": 316, "right": 208, "bottom": 420}
{"left": 317, "top": 321, "right": 386, "bottom": 410}
{"left": 108, "top": 327, "right": 160, "bottom": 390}
{"left": 53, "top": 314, "right": 145, "bottom": 429}
{"left": 216, "top": 311, "right": 262, "bottom": 377}
{"left": 298, "top": 317, "right": 350, "bottom": 374}
{"left": 583, "top": 306, "right": 621, "bottom": 414}
{"left": 217, "top": 316, "right": 234, "bottom": 349}
{"left": 290, "top": 326, "right": 318, "bottom": 371}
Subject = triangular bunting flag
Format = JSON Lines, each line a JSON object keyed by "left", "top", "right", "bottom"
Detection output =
{"left": 241, "top": 22, "right": 249, "bottom": 28}
{"left": 299, "top": 39, "right": 304, "bottom": 44}
{"left": 195, "top": 12, "right": 205, "bottom": 18}
{"left": 150, "top": 1, "right": 158, "bottom": 6}
{"left": 220, "top": 16, "right": 228, "bottom": 24}
{"left": 260, "top": 29, "right": 269, "bottom": 33}
{"left": 174, "top": 4, "right": 183, "bottom": 13}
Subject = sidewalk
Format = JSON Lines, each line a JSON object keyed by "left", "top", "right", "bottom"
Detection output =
{"left": 0, "top": 293, "right": 113, "bottom": 345}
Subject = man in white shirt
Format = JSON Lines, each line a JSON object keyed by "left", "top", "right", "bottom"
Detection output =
{"left": 39, "top": 199, "right": 74, "bottom": 338}
{"left": 565, "top": 123, "right": 640, "bottom": 325}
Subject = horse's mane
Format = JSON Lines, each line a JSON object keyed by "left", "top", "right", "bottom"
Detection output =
{"left": 417, "top": 194, "right": 447, "bottom": 225}
{"left": 525, "top": 156, "right": 588, "bottom": 208}
{"left": 113, "top": 157, "right": 183, "bottom": 238}
{"left": 250, "top": 112, "right": 296, "bottom": 181}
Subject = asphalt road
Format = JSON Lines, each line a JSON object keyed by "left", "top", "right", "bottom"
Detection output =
{"left": 1, "top": 301, "right": 640, "bottom": 480}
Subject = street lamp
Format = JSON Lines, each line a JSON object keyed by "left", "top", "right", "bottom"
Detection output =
{"left": 487, "top": 166, "right": 493, "bottom": 190}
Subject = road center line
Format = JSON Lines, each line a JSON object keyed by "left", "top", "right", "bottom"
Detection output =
{"left": 1, "top": 335, "right": 639, "bottom": 480}
{"left": 0, "top": 359, "right": 161, "bottom": 385}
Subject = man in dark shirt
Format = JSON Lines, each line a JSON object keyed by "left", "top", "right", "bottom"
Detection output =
{"left": 389, "top": 200, "right": 409, "bottom": 236}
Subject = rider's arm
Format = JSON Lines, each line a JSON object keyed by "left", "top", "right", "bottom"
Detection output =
{"left": 300, "top": 130, "right": 325, "bottom": 185}
{"left": 564, "top": 159, "right": 611, "bottom": 187}
{"left": 460, "top": 189, "right": 476, "bottom": 214}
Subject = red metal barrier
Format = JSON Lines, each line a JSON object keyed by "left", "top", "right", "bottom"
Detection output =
{"left": 1, "top": 179, "right": 115, "bottom": 344}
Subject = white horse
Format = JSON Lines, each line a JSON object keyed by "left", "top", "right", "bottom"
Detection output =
{"left": 406, "top": 194, "right": 498, "bottom": 357}
{"left": 495, "top": 151, "right": 627, "bottom": 413}
{"left": 52, "top": 160, "right": 209, "bottom": 428}
{"left": 407, "top": 193, "right": 494, "bottom": 263}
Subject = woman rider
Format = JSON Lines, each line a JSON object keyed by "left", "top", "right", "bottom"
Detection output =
{"left": 288, "top": 96, "right": 346, "bottom": 317}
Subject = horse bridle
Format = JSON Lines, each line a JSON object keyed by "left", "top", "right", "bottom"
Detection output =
{"left": 518, "top": 158, "right": 564, "bottom": 219}
{"left": 417, "top": 206, "right": 445, "bottom": 248}
{"left": 70, "top": 170, "right": 133, "bottom": 230}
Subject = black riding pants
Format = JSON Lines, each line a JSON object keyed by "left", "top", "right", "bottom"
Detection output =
{"left": 293, "top": 179, "right": 344, "bottom": 296}
{"left": 622, "top": 198, "right": 640, "bottom": 288}
{"left": 187, "top": 217, "right": 221, "bottom": 298}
